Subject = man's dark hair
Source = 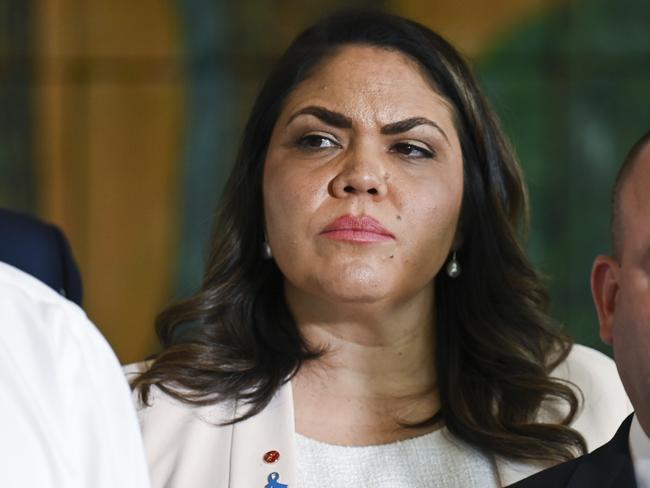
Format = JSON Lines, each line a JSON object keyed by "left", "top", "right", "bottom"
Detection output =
{"left": 612, "top": 130, "right": 650, "bottom": 258}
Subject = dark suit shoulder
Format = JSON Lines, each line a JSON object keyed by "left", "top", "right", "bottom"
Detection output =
{"left": 0, "top": 208, "right": 83, "bottom": 305}
{"left": 508, "top": 415, "right": 636, "bottom": 487}
{"left": 507, "top": 456, "right": 582, "bottom": 487}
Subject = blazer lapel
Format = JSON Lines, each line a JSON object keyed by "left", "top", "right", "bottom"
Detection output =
{"left": 229, "top": 382, "right": 296, "bottom": 488}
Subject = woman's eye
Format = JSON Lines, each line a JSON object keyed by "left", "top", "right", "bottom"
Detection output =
{"left": 296, "top": 134, "right": 339, "bottom": 149}
{"left": 392, "top": 142, "right": 435, "bottom": 159}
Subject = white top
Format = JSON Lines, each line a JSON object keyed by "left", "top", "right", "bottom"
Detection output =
{"left": 630, "top": 414, "right": 650, "bottom": 488}
{"left": 296, "top": 428, "right": 498, "bottom": 488}
{"left": 0, "top": 262, "right": 150, "bottom": 488}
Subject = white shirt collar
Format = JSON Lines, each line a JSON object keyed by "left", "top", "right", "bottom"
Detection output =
{"left": 629, "top": 414, "right": 650, "bottom": 488}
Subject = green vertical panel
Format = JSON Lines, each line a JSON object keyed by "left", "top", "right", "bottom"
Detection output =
{"left": 478, "top": 0, "right": 650, "bottom": 355}
{"left": 174, "top": 0, "right": 235, "bottom": 297}
{"left": 0, "top": 1, "right": 34, "bottom": 212}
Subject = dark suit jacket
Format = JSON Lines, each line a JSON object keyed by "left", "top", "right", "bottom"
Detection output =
{"left": 508, "top": 414, "right": 637, "bottom": 488}
{"left": 0, "top": 208, "right": 83, "bottom": 306}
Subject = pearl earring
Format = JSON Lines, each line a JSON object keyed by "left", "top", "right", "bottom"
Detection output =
{"left": 446, "top": 251, "right": 461, "bottom": 278}
{"left": 263, "top": 237, "right": 273, "bottom": 259}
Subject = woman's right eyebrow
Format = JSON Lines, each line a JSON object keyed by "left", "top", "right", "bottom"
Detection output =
{"left": 286, "top": 106, "right": 353, "bottom": 128}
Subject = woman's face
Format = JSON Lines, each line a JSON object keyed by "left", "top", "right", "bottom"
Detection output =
{"left": 263, "top": 45, "right": 464, "bottom": 307}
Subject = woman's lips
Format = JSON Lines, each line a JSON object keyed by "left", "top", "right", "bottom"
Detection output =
{"left": 320, "top": 215, "right": 395, "bottom": 243}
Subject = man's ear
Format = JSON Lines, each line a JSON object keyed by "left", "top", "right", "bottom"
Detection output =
{"left": 591, "top": 255, "right": 620, "bottom": 345}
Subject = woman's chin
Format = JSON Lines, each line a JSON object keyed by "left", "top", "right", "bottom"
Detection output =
{"left": 322, "top": 288, "right": 388, "bottom": 305}
{"left": 283, "top": 260, "right": 423, "bottom": 308}
{"left": 312, "top": 265, "right": 395, "bottom": 305}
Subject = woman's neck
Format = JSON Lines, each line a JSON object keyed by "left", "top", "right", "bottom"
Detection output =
{"left": 287, "top": 283, "right": 440, "bottom": 446}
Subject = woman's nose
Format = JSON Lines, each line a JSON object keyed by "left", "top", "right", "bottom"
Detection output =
{"left": 330, "top": 148, "right": 388, "bottom": 199}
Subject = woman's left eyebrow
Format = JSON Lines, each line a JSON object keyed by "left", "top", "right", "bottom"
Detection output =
{"left": 381, "top": 117, "right": 449, "bottom": 145}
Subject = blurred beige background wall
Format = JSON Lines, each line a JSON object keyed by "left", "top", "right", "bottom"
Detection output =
{"left": 34, "top": 0, "right": 184, "bottom": 362}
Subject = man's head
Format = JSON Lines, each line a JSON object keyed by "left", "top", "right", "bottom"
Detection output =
{"left": 611, "top": 132, "right": 650, "bottom": 259}
{"left": 592, "top": 131, "right": 650, "bottom": 432}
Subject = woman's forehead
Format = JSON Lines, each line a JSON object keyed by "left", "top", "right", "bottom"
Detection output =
{"left": 278, "top": 45, "right": 457, "bottom": 129}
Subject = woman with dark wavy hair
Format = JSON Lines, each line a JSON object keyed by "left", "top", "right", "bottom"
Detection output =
{"left": 130, "top": 10, "right": 630, "bottom": 488}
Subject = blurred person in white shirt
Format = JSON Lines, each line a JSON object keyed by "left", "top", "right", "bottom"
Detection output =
{"left": 0, "top": 262, "right": 150, "bottom": 488}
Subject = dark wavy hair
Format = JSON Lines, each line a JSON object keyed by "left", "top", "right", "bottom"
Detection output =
{"left": 133, "top": 10, "right": 586, "bottom": 463}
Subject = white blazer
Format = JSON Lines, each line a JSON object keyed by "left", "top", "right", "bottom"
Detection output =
{"left": 127, "top": 344, "right": 631, "bottom": 487}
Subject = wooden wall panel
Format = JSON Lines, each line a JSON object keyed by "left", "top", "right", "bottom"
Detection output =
{"left": 35, "top": 0, "right": 183, "bottom": 363}
{"left": 84, "top": 81, "right": 183, "bottom": 362}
